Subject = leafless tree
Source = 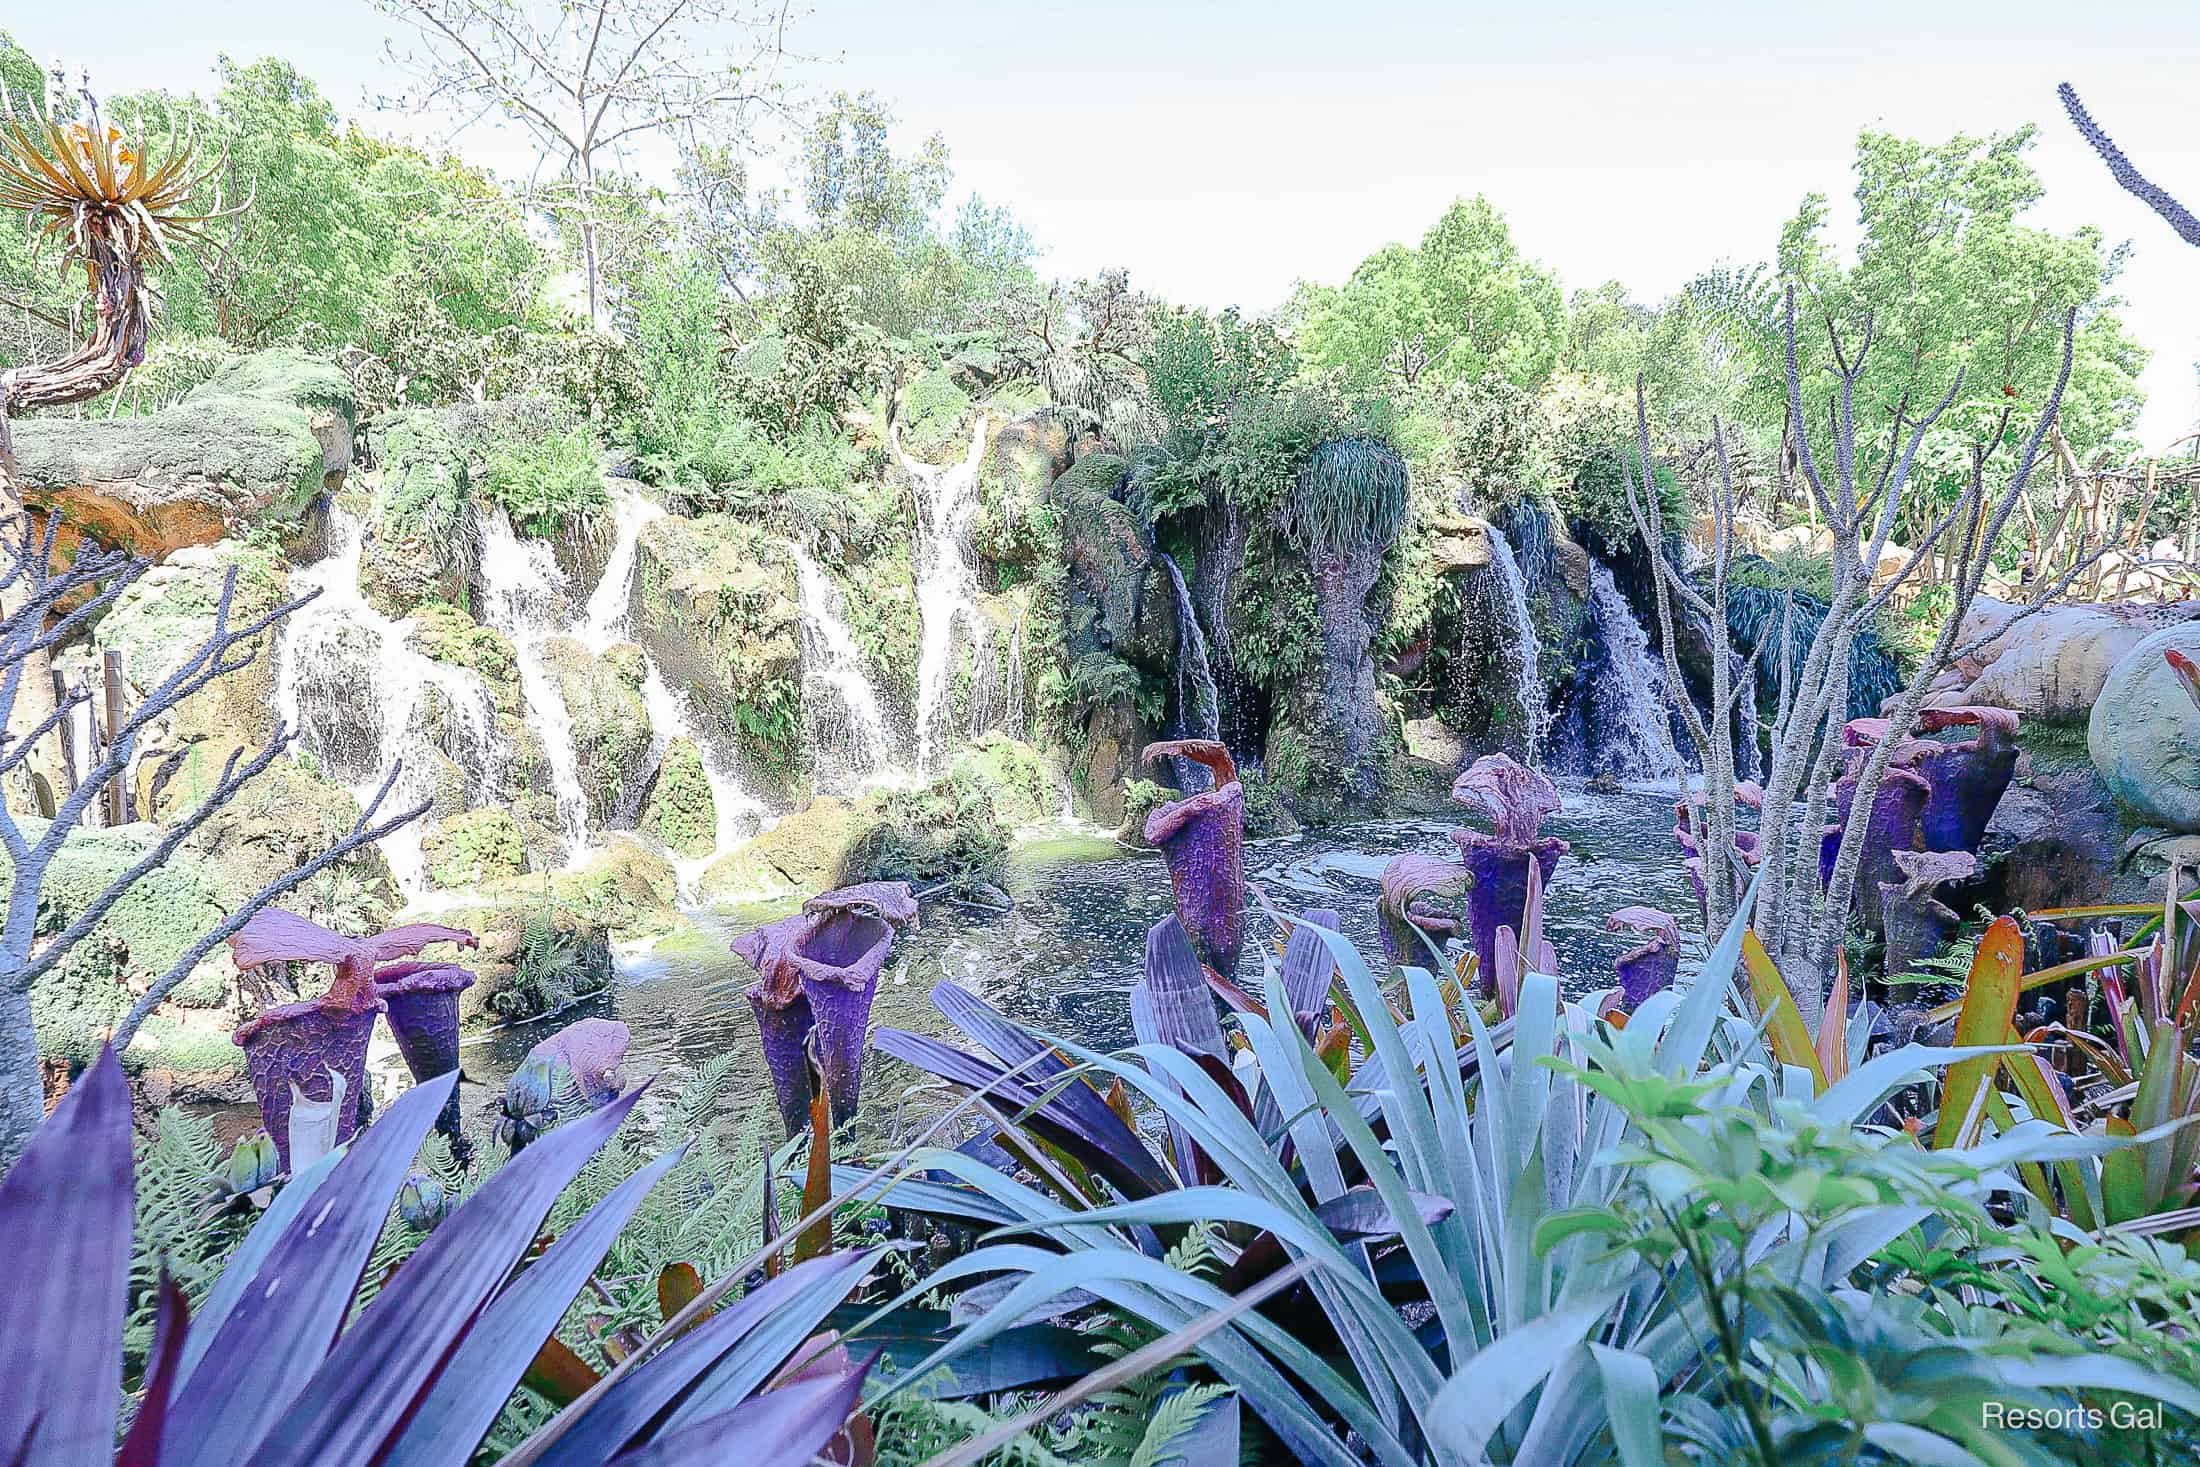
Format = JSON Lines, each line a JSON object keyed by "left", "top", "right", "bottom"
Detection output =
{"left": 2060, "top": 83, "right": 2200, "bottom": 249}
{"left": 371, "top": 0, "right": 798, "bottom": 328}
{"left": 0, "top": 517, "right": 426, "bottom": 1166}
{"left": 1630, "top": 287, "right": 2087, "bottom": 1027}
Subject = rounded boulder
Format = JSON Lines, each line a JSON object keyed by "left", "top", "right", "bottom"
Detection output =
{"left": 2088, "top": 623, "right": 2200, "bottom": 833}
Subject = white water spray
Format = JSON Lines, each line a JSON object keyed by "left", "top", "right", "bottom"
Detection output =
{"left": 898, "top": 415, "right": 991, "bottom": 774}
{"left": 1483, "top": 528, "right": 1549, "bottom": 764}
{"left": 787, "top": 541, "right": 903, "bottom": 794}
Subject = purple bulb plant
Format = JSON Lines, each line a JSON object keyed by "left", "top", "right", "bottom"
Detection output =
{"left": 1448, "top": 754, "right": 1568, "bottom": 999}
{"left": 228, "top": 908, "right": 478, "bottom": 1172}
{"left": 1141, "top": 739, "right": 1247, "bottom": 983}
{"left": 734, "top": 881, "right": 919, "bottom": 1137}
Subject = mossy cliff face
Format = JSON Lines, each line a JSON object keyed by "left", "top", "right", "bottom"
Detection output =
{"left": 639, "top": 737, "right": 719, "bottom": 859}
{"left": 11, "top": 350, "right": 357, "bottom": 558}
{"left": 630, "top": 513, "right": 803, "bottom": 778}
{"left": 421, "top": 808, "right": 530, "bottom": 890}
{"left": 539, "top": 637, "right": 656, "bottom": 827}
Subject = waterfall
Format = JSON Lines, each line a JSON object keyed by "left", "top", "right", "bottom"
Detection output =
{"left": 1483, "top": 529, "right": 1549, "bottom": 764}
{"left": 1001, "top": 604, "right": 1029, "bottom": 741}
{"left": 787, "top": 541, "right": 902, "bottom": 794}
{"left": 477, "top": 508, "right": 590, "bottom": 853}
{"left": 1157, "top": 553, "right": 1220, "bottom": 743}
{"left": 1584, "top": 560, "right": 1681, "bottom": 782}
{"left": 275, "top": 507, "right": 502, "bottom": 895}
{"left": 581, "top": 488, "right": 663, "bottom": 648}
{"left": 900, "top": 415, "right": 991, "bottom": 774}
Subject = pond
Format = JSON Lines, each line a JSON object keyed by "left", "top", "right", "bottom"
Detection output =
{"left": 402, "top": 779, "right": 1705, "bottom": 1144}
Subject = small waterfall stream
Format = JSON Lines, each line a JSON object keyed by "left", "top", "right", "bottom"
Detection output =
{"left": 1157, "top": 552, "right": 1221, "bottom": 755}
{"left": 1483, "top": 528, "right": 1548, "bottom": 764}
{"left": 787, "top": 541, "right": 903, "bottom": 794}
{"left": 477, "top": 509, "right": 590, "bottom": 852}
{"left": 1583, "top": 560, "right": 1681, "bottom": 782}
{"left": 899, "top": 416, "right": 991, "bottom": 774}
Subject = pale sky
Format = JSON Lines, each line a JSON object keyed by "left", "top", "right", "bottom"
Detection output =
{"left": 14, "top": 1, "right": 2199, "bottom": 445}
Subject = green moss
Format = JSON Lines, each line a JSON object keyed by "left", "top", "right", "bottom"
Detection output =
{"left": 900, "top": 366, "right": 974, "bottom": 454}
{"left": 947, "top": 734, "right": 1059, "bottom": 828}
{"left": 422, "top": 808, "right": 530, "bottom": 890}
{"left": 410, "top": 603, "right": 519, "bottom": 710}
{"left": 640, "top": 738, "right": 718, "bottom": 859}
{"left": 540, "top": 638, "right": 654, "bottom": 826}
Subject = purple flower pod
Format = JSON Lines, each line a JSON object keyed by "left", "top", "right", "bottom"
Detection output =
{"left": 374, "top": 960, "right": 476, "bottom": 1151}
{"left": 1453, "top": 831, "right": 1567, "bottom": 998}
{"left": 1910, "top": 706, "right": 2022, "bottom": 855}
{"left": 1607, "top": 906, "right": 1682, "bottom": 1007}
{"left": 734, "top": 910, "right": 820, "bottom": 1139}
{"left": 1141, "top": 741, "right": 1246, "bottom": 982}
{"left": 790, "top": 884, "right": 917, "bottom": 1130}
{"left": 1376, "top": 853, "right": 1470, "bottom": 967}
{"left": 232, "top": 994, "right": 380, "bottom": 1173}
{"left": 1827, "top": 762, "right": 1932, "bottom": 931}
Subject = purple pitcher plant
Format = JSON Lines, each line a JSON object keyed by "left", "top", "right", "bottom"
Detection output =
{"left": 1141, "top": 739, "right": 1247, "bottom": 981}
{"left": 734, "top": 881, "right": 919, "bottom": 1136}
{"left": 373, "top": 959, "right": 478, "bottom": 1161}
{"left": 1376, "top": 852, "right": 1472, "bottom": 968}
{"left": 228, "top": 909, "right": 477, "bottom": 1171}
{"left": 1607, "top": 905, "right": 1683, "bottom": 1008}
{"left": 1448, "top": 754, "right": 1568, "bottom": 998}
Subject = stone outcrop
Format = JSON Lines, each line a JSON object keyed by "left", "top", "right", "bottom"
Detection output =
{"left": 11, "top": 350, "right": 357, "bottom": 558}
{"left": 2089, "top": 622, "right": 2200, "bottom": 833}
{"left": 1928, "top": 597, "right": 2200, "bottom": 723}
{"left": 539, "top": 638, "right": 655, "bottom": 827}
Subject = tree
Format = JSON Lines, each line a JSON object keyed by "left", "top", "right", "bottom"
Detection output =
{"left": 2059, "top": 82, "right": 2200, "bottom": 249}
{"left": 1292, "top": 196, "right": 1565, "bottom": 394}
{"left": 371, "top": 0, "right": 794, "bottom": 327}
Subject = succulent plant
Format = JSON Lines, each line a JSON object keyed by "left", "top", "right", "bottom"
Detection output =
{"left": 398, "top": 1169, "right": 449, "bottom": 1231}
{"left": 494, "top": 1056, "right": 563, "bottom": 1154}
{"left": 1140, "top": 739, "right": 1247, "bottom": 981}
{"left": 219, "top": 1129, "right": 281, "bottom": 1201}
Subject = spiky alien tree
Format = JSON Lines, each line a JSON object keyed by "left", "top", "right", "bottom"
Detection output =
{"left": 1628, "top": 287, "right": 2089, "bottom": 1027}
{"left": 2059, "top": 83, "right": 2200, "bottom": 249}
{"left": 0, "top": 85, "right": 424, "bottom": 1165}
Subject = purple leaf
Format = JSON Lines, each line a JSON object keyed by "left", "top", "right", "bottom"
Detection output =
{"left": 0, "top": 1046, "right": 131, "bottom": 1467}
{"left": 159, "top": 1069, "right": 458, "bottom": 1464}
{"left": 379, "top": 1140, "right": 689, "bottom": 1467}
{"left": 118, "top": 1273, "right": 189, "bottom": 1466}
{"left": 1279, "top": 909, "right": 1343, "bottom": 1034}
{"left": 605, "top": 1353, "right": 877, "bottom": 1467}
{"left": 249, "top": 1084, "right": 649, "bottom": 1466}
{"left": 534, "top": 1249, "right": 881, "bottom": 1466}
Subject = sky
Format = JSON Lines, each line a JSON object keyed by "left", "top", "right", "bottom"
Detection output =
{"left": 13, "top": 1, "right": 2199, "bottom": 446}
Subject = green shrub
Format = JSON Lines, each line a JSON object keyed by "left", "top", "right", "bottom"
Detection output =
{"left": 478, "top": 427, "right": 608, "bottom": 537}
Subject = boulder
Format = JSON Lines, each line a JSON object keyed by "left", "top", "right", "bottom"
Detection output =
{"left": 178, "top": 758, "right": 400, "bottom": 921}
{"left": 540, "top": 637, "right": 655, "bottom": 828}
{"left": 407, "top": 604, "right": 521, "bottom": 715}
{"left": 1429, "top": 516, "right": 1495, "bottom": 574}
{"left": 975, "top": 408, "right": 1102, "bottom": 568}
{"left": 1049, "top": 453, "right": 1148, "bottom": 650}
{"left": 1930, "top": 597, "right": 2200, "bottom": 723}
{"left": 11, "top": 350, "right": 357, "bottom": 558}
{"left": 699, "top": 795, "right": 869, "bottom": 902}
{"left": 2088, "top": 622, "right": 2200, "bottom": 832}
{"left": 948, "top": 733, "right": 1061, "bottom": 828}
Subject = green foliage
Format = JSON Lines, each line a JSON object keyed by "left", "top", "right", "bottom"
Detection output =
{"left": 899, "top": 365, "right": 973, "bottom": 452}
{"left": 1291, "top": 195, "right": 1565, "bottom": 394}
{"left": 1560, "top": 441, "right": 1684, "bottom": 551}
{"left": 1283, "top": 435, "right": 1409, "bottom": 552}
{"left": 477, "top": 428, "right": 608, "bottom": 538}
{"left": 126, "top": 1109, "right": 237, "bottom": 1366}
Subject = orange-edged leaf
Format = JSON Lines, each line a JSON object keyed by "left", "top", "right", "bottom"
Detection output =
{"left": 1933, "top": 917, "right": 2024, "bottom": 1149}
{"left": 1314, "top": 1018, "right": 1352, "bottom": 1084}
{"left": 520, "top": 1335, "right": 602, "bottom": 1406}
{"left": 658, "top": 1263, "right": 707, "bottom": 1329}
{"left": 793, "top": 1085, "right": 835, "bottom": 1265}
{"left": 1743, "top": 930, "right": 1828, "bottom": 1092}
{"left": 1817, "top": 950, "right": 1851, "bottom": 1082}
{"left": 2103, "top": 1117, "right": 2148, "bottom": 1224}
{"left": 2002, "top": 1046, "right": 2100, "bottom": 1230}
{"left": 1104, "top": 1077, "right": 1137, "bottom": 1134}
{"left": 1982, "top": 1085, "right": 2054, "bottom": 1207}
{"left": 1924, "top": 947, "right": 2137, "bottom": 1023}
{"left": 2167, "top": 648, "right": 2200, "bottom": 712}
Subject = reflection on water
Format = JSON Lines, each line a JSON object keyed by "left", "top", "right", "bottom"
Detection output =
{"left": 409, "top": 781, "right": 1704, "bottom": 1144}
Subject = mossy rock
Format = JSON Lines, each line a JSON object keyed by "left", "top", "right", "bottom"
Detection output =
{"left": 12, "top": 349, "right": 356, "bottom": 557}
{"left": 699, "top": 795, "right": 872, "bottom": 903}
{"left": 409, "top": 603, "right": 520, "bottom": 713}
{"left": 93, "top": 540, "right": 289, "bottom": 794}
{"left": 422, "top": 808, "right": 529, "bottom": 890}
{"left": 178, "top": 758, "right": 400, "bottom": 922}
{"left": 949, "top": 733, "right": 1060, "bottom": 827}
{"left": 467, "top": 835, "right": 679, "bottom": 940}
{"left": 3, "top": 819, "right": 238, "bottom": 1076}
{"left": 639, "top": 737, "right": 719, "bottom": 859}
{"left": 630, "top": 514, "right": 802, "bottom": 775}
{"left": 899, "top": 367, "right": 974, "bottom": 455}
{"left": 435, "top": 903, "right": 614, "bottom": 1031}
{"left": 540, "top": 637, "right": 655, "bottom": 827}
{"left": 843, "top": 776, "right": 1009, "bottom": 890}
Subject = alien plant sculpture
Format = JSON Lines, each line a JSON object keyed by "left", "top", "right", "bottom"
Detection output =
{"left": 1141, "top": 739, "right": 1246, "bottom": 981}
{"left": 1607, "top": 906, "right": 1684, "bottom": 1007}
{"left": 1448, "top": 754, "right": 1568, "bottom": 997}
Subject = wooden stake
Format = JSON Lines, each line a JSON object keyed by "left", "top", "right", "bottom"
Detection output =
{"left": 49, "top": 669, "right": 75, "bottom": 802}
{"left": 102, "top": 650, "right": 126, "bottom": 826}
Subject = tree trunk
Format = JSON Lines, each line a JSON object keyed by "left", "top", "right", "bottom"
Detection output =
{"left": 578, "top": 153, "right": 603, "bottom": 329}
{"left": 0, "top": 979, "right": 44, "bottom": 1171}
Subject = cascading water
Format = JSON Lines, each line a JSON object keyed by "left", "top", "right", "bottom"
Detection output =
{"left": 1583, "top": 560, "right": 1681, "bottom": 782}
{"left": 1156, "top": 553, "right": 1222, "bottom": 790}
{"left": 787, "top": 541, "right": 902, "bottom": 794}
{"left": 899, "top": 415, "right": 991, "bottom": 774}
{"left": 275, "top": 507, "right": 502, "bottom": 895}
{"left": 477, "top": 509, "right": 590, "bottom": 853}
{"left": 580, "top": 488, "right": 663, "bottom": 647}
{"left": 1483, "top": 528, "right": 1549, "bottom": 764}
